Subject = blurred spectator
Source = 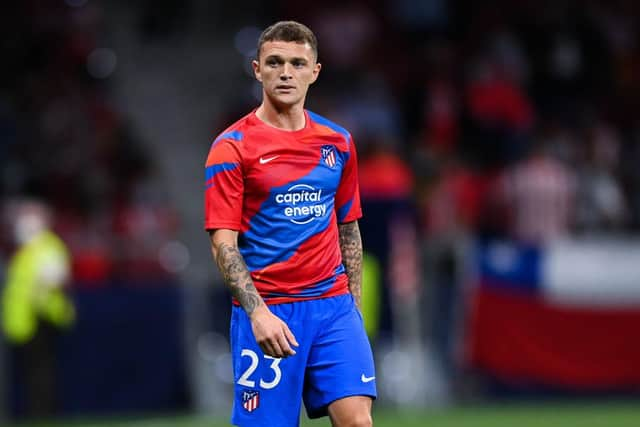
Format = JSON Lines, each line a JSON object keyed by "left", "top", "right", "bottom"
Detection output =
{"left": 1, "top": 198, "right": 75, "bottom": 418}
{"left": 419, "top": 155, "right": 487, "bottom": 375}
{"left": 421, "top": 156, "right": 487, "bottom": 238}
{"left": 359, "top": 137, "right": 413, "bottom": 201}
{"left": 489, "top": 136, "right": 576, "bottom": 243}
{"left": 575, "top": 121, "right": 628, "bottom": 232}
{"left": 310, "top": 3, "right": 378, "bottom": 73}
{"left": 415, "top": 41, "right": 461, "bottom": 159}
{"left": 358, "top": 138, "right": 415, "bottom": 341}
{"left": 620, "top": 127, "right": 640, "bottom": 230}
{"left": 461, "top": 49, "right": 534, "bottom": 169}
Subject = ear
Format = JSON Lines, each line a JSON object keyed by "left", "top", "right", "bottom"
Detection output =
{"left": 252, "top": 59, "right": 262, "bottom": 82}
{"left": 309, "top": 62, "right": 322, "bottom": 84}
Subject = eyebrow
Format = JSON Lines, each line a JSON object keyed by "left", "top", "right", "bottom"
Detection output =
{"left": 264, "top": 54, "right": 309, "bottom": 63}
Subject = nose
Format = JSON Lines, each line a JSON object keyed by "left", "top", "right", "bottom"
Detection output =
{"left": 280, "top": 63, "right": 293, "bottom": 80}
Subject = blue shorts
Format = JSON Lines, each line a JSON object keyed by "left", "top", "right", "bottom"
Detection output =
{"left": 229, "top": 293, "right": 376, "bottom": 427}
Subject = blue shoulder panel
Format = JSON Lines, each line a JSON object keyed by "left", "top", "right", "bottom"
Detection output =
{"left": 211, "top": 130, "right": 243, "bottom": 149}
{"left": 307, "top": 110, "right": 351, "bottom": 146}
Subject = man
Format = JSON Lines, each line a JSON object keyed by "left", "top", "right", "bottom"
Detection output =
{"left": 492, "top": 139, "right": 576, "bottom": 243}
{"left": 1, "top": 199, "right": 75, "bottom": 417}
{"left": 204, "top": 21, "right": 375, "bottom": 427}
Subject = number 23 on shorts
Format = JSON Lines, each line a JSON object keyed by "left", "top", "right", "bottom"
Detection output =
{"left": 237, "top": 349, "right": 283, "bottom": 389}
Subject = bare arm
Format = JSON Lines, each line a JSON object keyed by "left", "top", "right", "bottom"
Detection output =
{"left": 338, "top": 220, "right": 363, "bottom": 310}
{"left": 209, "top": 229, "right": 298, "bottom": 357}
{"left": 210, "top": 229, "right": 263, "bottom": 315}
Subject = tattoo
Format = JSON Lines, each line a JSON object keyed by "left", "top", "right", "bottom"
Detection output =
{"left": 338, "top": 221, "right": 363, "bottom": 310}
{"left": 216, "top": 242, "right": 262, "bottom": 315}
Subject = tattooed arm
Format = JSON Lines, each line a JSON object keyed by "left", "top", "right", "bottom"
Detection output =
{"left": 209, "top": 229, "right": 298, "bottom": 357}
{"left": 338, "top": 220, "right": 363, "bottom": 310}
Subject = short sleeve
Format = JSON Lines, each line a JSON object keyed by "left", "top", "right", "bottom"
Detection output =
{"left": 204, "top": 139, "right": 244, "bottom": 231}
{"left": 335, "top": 135, "right": 362, "bottom": 223}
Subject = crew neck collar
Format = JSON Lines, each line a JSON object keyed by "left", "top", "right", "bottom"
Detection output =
{"left": 251, "top": 109, "right": 310, "bottom": 134}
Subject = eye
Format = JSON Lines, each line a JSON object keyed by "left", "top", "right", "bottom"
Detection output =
{"left": 266, "top": 59, "right": 278, "bottom": 67}
{"left": 292, "top": 61, "right": 305, "bottom": 68}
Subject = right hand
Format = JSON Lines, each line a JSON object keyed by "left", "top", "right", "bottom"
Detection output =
{"left": 249, "top": 305, "right": 299, "bottom": 358}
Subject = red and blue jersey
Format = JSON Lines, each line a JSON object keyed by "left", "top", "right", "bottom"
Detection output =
{"left": 204, "top": 109, "right": 362, "bottom": 304}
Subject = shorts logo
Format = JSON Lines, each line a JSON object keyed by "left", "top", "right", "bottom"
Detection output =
{"left": 321, "top": 145, "right": 336, "bottom": 168}
{"left": 275, "top": 184, "right": 327, "bottom": 224}
{"left": 242, "top": 390, "right": 260, "bottom": 412}
{"left": 361, "top": 374, "right": 376, "bottom": 383}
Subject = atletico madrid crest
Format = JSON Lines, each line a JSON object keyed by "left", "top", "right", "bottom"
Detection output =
{"left": 321, "top": 145, "right": 337, "bottom": 168}
{"left": 242, "top": 390, "right": 260, "bottom": 412}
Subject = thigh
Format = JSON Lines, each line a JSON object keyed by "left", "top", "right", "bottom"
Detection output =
{"left": 328, "top": 395, "right": 373, "bottom": 427}
{"left": 303, "top": 295, "right": 377, "bottom": 419}
{"left": 230, "top": 305, "right": 307, "bottom": 427}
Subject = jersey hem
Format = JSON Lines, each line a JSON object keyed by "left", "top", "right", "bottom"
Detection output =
{"left": 231, "top": 287, "right": 350, "bottom": 306}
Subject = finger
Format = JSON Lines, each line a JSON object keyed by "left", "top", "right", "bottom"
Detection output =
{"left": 277, "top": 332, "right": 295, "bottom": 357}
{"left": 259, "top": 341, "right": 272, "bottom": 357}
{"left": 283, "top": 325, "right": 299, "bottom": 348}
{"left": 263, "top": 335, "right": 283, "bottom": 358}
{"left": 259, "top": 339, "right": 277, "bottom": 358}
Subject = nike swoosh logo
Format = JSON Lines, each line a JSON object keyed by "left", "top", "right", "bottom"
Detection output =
{"left": 361, "top": 374, "right": 376, "bottom": 383}
{"left": 259, "top": 155, "right": 279, "bottom": 164}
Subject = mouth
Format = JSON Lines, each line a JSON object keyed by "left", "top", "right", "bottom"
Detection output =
{"left": 275, "top": 85, "right": 295, "bottom": 91}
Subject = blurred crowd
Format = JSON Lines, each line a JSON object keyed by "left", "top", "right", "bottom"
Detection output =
{"left": 0, "top": 1, "right": 178, "bottom": 287}
{"left": 278, "top": 0, "right": 640, "bottom": 245}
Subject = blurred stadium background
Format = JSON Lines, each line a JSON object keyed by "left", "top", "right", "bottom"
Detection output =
{"left": 2, "top": 0, "right": 640, "bottom": 425}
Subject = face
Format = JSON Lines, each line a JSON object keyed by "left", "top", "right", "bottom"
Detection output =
{"left": 253, "top": 40, "right": 321, "bottom": 109}
{"left": 13, "top": 210, "right": 46, "bottom": 244}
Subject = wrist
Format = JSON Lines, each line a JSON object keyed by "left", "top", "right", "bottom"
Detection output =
{"left": 248, "top": 302, "right": 269, "bottom": 321}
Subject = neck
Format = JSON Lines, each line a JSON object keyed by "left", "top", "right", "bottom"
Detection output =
{"left": 255, "top": 98, "right": 306, "bottom": 131}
